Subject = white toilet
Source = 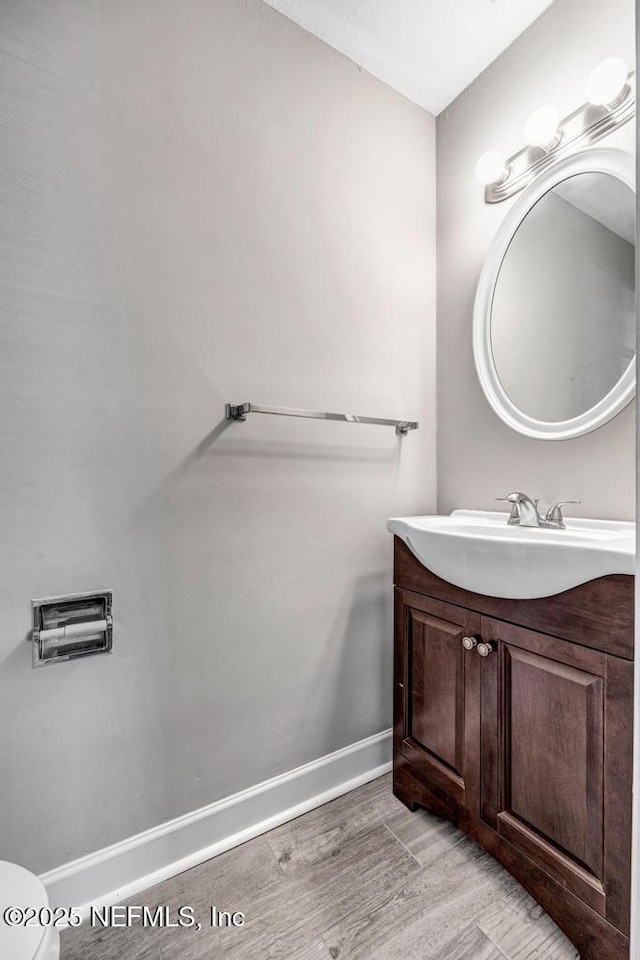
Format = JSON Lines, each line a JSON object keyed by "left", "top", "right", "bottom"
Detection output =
{"left": 0, "top": 861, "right": 60, "bottom": 960}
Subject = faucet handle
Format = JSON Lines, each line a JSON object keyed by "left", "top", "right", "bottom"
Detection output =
{"left": 495, "top": 497, "right": 521, "bottom": 525}
{"left": 544, "top": 500, "right": 581, "bottom": 528}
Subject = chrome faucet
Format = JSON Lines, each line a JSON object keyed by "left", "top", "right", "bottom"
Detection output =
{"left": 502, "top": 492, "right": 541, "bottom": 527}
{"left": 497, "top": 492, "right": 581, "bottom": 529}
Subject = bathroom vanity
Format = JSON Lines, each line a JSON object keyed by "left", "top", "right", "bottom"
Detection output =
{"left": 392, "top": 536, "right": 633, "bottom": 960}
{"left": 389, "top": 144, "right": 638, "bottom": 958}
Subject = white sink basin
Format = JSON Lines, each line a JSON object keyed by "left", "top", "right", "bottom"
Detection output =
{"left": 387, "top": 509, "right": 635, "bottom": 599}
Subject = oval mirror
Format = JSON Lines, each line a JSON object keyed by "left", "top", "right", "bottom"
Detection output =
{"left": 473, "top": 148, "right": 635, "bottom": 440}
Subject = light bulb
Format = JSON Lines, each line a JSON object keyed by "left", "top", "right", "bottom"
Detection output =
{"left": 585, "top": 57, "right": 628, "bottom": 105}
{"left": 475, "top": 151, "right": 509, "bottom": 185}
{"left": 524, "top": 106, "right": 560, "bottom": 149}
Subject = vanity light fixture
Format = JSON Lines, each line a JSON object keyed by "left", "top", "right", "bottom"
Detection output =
{"left": 477, "top": 58, "right": 635, "bottom": 202}
{"left": 523, "top": 106, "right": 561, "bottom": 150}
{"left": 475, "top": 150, "right": 509, "bottom": 186}
{"left": 585, "top": 57, "right": 629, "bottom": 106}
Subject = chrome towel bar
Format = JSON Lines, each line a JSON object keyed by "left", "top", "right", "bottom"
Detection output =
{"left": 225, "top": 402, "right": 418, "bottom": 435}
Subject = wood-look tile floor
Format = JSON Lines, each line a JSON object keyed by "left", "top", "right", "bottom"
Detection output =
{"left": 60, "top": 774, "right": 579, "bottom": 960}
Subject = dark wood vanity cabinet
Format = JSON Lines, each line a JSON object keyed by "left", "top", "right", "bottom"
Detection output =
{"left": 393, "top": 538, "right": 634, "bottom": 960}
{"left": 395, "top": 593, "right": 483, "bottom": 816}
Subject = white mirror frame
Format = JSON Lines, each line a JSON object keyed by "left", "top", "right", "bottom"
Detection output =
{"left": 473, "top": 147, "right": 636, "bottom": 440}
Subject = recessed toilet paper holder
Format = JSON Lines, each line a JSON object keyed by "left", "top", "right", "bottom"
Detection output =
{"left": 31, "top": 591, "right": 113, "bottom": 667}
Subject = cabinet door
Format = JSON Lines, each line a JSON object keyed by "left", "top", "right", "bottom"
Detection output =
{"left": 394, "top": 588, "right": 481, "bottom": 814}
{"left": 481, "top": 617, "right": 632, "bottom": 933}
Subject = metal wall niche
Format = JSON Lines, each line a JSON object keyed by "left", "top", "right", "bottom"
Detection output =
{"left": 31, "top": 591, "right": 113, "bottom": 666}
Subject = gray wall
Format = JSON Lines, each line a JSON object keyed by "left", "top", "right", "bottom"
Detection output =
{"left": 0, "top": 0, "right": 436, "bottom": 872}
{"left": 437, "top": 0, "right": 635, "bottom": 518}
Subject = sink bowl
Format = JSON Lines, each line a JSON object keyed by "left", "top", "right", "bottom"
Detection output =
{"left": 387, "top": 509, "right": 635, "bottom": 599}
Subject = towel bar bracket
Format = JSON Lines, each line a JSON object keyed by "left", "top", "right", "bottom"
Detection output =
{"left": 226, "top": 402, "right": 250, "bottom": 422}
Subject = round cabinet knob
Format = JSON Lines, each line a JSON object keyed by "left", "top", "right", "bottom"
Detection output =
{"left": 462, "top": 636, "right": 477, "bottom": 651}
{"left": 477, "top": 641, "right": 495, "bottom": 657}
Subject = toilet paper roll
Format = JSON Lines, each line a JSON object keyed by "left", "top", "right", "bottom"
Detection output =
{"left": 38, "top": 619, "right": 107, "bottom": 642}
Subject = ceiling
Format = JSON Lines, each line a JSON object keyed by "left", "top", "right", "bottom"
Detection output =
{"left": 263, "top": 0, "right": 556, "bottom": 115}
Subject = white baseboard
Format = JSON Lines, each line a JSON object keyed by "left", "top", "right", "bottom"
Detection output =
{"left": 40, "top": 729, "right": 392, "bottom": 915}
